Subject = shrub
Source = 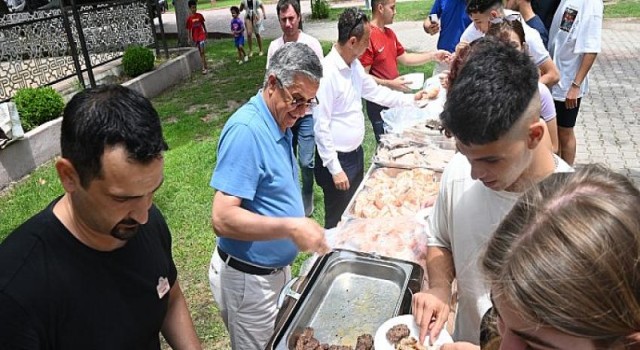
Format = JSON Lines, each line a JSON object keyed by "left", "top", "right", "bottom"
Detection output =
{"left": 311, "top": 0, "right": 330, "bottom": 19}
{"left": 13, "top": 87, "right": 65, "bottom": 132}
{"left": 122, "top": 45, "right": 155, "bottom": 77}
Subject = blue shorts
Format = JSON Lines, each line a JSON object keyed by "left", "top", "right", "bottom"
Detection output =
{"left": 234, "top": 36, "right": 245, "bottom": 48}
{"left": 194, "top": 40, "right": 205, "bottom": 50}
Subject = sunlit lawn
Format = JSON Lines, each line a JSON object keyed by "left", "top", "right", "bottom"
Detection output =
{"left": 0, "top": 35, "right": 434, "bottom": 348}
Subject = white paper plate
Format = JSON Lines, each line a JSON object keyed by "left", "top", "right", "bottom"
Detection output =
{"left": 401, "top": 73, "right": 425, "bottom": 90}
{"left": 374, "top": 314, "right": 453, "bottom": 350}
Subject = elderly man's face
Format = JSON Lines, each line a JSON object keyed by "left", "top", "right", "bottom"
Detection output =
{"left": 279, "top": 4, "right": 300, "bottom": 40}
{"left": 267, "top": 74, "right": 319, "bottom": 132}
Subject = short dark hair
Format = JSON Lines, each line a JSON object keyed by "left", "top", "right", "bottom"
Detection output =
{"left": 467, "top": 0, "right": 501, "bottom": 14}
{"left": 276, "top": 0, "right": 300, "bottom": 17}
{"left": 188, "top": 0, "right": 196, "bottom": 7}
{"left": 338, "top": 7, "right": 369, "bottom": 44}
{"left": 487, "top": 18, "right": 527, "bottom": 46}
{"left": 230, "top": 5, "right": 239, "bottom": 13}
{"left": 441, "top": 37, "right": 538, "bottom": 145}
{"left": 371, "top": 0, "right": 386, "bottom": 10}
{"left": 60, "top": 85, "right": 168, "bottom": 188}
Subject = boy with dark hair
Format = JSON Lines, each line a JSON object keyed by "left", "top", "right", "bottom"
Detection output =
{"left": 186, "top": 0, "right": 208, "bottom": 74}
{"left": 461, "top": 0, "right": 559, "bottom": 88}
{"left": 361, "top": 0, "right": 450, "bottom": 142}
{"left": 411, "top": 37, "right": 572, "bottom": 345}
{"left": 230, "top": 6, "right": 248, "bottom": 64}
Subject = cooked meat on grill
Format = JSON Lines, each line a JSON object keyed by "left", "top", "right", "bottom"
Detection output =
{"left": 327, "top": 346, "right": 353, "bottom": 350}
{"left": 355, "top": 333, "right": 374, "bottom": 350}
{"left": 395, "top": 336, "right": 428, "bottom": 350}
{"left": 386, "top": 324, "right": 411, "bottom": 344}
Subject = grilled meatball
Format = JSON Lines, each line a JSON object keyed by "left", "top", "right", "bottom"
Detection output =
{"left": 386, "top": 324, "right": 411, "bottom": 344}
{"left": 355, "top": 333, "right": 374, "bottom": 350}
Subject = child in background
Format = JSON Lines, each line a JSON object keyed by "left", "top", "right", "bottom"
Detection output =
{"left": 186, "top": 0, "right": 209, "bottom": 74}
{"left": 230, "top": 6, "right": 248, "bottom": 64}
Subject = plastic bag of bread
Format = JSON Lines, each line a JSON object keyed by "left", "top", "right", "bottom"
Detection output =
{"left": 325, "top": 216, "right": 429, "bottom": 270}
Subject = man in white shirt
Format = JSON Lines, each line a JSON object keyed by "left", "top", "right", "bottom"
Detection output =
{"left": 411, "top": 37, "right": 572, "bottom": 346}
{"left": 266, "top": 0, "right": 324, "bottom": 217}
{"left": 460, "top": 0, "right": 559, "bottom": 88}
{"left": 548, "top": 0, "right": 602, "bottom": 165}
{"left": 312, "top": 7, "right": 429, "bottom": 229}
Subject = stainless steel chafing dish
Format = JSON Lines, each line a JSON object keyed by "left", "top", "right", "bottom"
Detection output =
{"left": 266, "top": 249, "right": 424, "bottom": 350}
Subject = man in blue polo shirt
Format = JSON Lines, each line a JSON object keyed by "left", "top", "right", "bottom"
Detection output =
{"left": 207, "top": 42, "right": 329, "bottom": 350}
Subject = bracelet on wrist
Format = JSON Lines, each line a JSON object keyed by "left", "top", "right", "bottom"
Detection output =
{"left": 571, "top": 81, "right": 581, "bottom": 88}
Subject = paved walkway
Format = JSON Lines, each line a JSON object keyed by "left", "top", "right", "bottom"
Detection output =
{"left": 158, "top": 4, "right": 640, "bottom": 182}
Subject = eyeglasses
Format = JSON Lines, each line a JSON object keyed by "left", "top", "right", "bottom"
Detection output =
{"left": 275, "top": 77, "right": 319, "bottom": 109}
{"left": 489, "top": 13, "right": 521, "bottom": 24}
{"left": 347, "top": 10, "right": 366, "bottom": 38}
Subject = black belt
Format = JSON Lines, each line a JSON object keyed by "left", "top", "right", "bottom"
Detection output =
{"left": 217, "top": 248, "right": 284, "bottom": 276}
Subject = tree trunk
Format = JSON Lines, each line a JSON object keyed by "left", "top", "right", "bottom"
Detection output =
{"left": 174, "top": 0, "right": 189, "bottom": 47}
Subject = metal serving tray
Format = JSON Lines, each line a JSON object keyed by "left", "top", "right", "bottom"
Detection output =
{"left": 267, "top": 249, "right": 423, "bottom": 349}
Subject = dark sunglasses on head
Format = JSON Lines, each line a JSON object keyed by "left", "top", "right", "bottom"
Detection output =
{"left": 347, "top": 10, "right": 366, "bottom": 37}
{"left": 489, "top": 13, "right": 521, "bottom": 24}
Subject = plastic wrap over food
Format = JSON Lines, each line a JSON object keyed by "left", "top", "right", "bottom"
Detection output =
{"left": 347, "top": 168, "right": 440, "bottom": 219}
{"left": 381, "top": 107, "right": 431, "bottom": 135}
{"left": 326, "top": 217, "right": 429, "bottom": 270}
{"left": 375, "top": 135, "right": 457, "bottom": 171}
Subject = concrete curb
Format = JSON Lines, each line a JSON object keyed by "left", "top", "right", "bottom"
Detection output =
{"left": 0, "top": 47, "right": 202, "bottom": 190}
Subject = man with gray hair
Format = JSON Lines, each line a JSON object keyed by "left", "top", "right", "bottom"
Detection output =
{"left": 208, "top": 42, "right": 329, "bottom": 350}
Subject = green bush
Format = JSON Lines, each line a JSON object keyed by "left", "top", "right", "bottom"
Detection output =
{"left": 13, "top": 87, "right": 65, "bottom": 132}
{"left": 311, "top": 0, "right": 330, "bottom": 19}
{"left": 122, "top": 45, "right": 155, "bottom": 77}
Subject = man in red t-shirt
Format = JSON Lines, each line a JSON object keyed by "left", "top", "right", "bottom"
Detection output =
{"left": 186, "top": 0, "right": 209, "bottom": 74}
{"left": 360, "top": 0, "right": 450, "bottom": 142}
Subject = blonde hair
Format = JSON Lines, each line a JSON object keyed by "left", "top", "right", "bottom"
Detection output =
{"left": 483, "top": 164, "right": 640, "bottom": 347}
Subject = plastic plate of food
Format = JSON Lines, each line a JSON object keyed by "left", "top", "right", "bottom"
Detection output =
{"left": 374, "top": 314, "right": 453, "bottom": 350}
{"left": 401, "top": 73, "right": 425, "bottom": 90}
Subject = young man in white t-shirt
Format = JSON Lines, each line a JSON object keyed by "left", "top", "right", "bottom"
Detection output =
{"left": 411, "top": 37, "right": 572, "bottom": 347}
{"left": 548, "top": 0, "right": 602, "bottom": 165}
{"left": 266, "top": 0, "right": 324, "bottom": 217}
{"left": 459, "top": 0, "right": 559, "bottom": 88}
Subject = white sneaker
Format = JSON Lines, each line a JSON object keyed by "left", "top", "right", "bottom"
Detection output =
{"left": 243, "top": 55, "right": 249, "bottom": 62}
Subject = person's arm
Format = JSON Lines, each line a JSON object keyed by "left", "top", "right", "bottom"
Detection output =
{"left": 239, "top": 1, "right": 245, "bottom": 12}
{"left": 363, "top": 65, "right": 410, "bottom": 92}
{"left": 359, "top": 64, "right": 417, "bottom": 108}
{"left": 413, "top": 246, "right": 455, "bottom": 345}
{"left": 397, "top": 50, "right": 451, "bottom": 66}
{"left": 212, "top": 191, "right": 328, "bottom": 252}
{"left": 565, "top": 53, "right": 597, "bottom": 109}
{"left": 312, "top": 70, "right": 349, "bottom": 191}
{"left": 160, "top": 280, "right": 202, "bottom": 350}
{"left": 423, "top": 0, "right": 441, "bottom": 35}
{"left": 538, "top": 57, "right": 560, "bottom": 88}
{"left": 200, "top": 14, "right": 207, "bottom": 34}
{"left": 0, "top": 292, "right": 41, "bottom": 349}
{"left": 259, "top": 2, "right": 266, "bottom": 19}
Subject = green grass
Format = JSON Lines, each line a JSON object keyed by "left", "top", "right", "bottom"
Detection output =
{"left": 605, "top": 0, "right": 640, "bottom": 17}
{"left": 0, "top": 36, "right": 434, "bottom": 348}
{"left": 314, "top": 0, "right": 435, "bottom": 22}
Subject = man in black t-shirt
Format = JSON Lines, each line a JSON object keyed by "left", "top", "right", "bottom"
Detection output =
{"left": 0, "top": 85, "right": 202, "bottom": 350}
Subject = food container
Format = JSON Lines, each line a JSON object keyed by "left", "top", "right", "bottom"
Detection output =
{"left": 374, "top": 137, "right": 456, "bottom": 170}
{"left": 266, "top": 249, "right": 424, "bottom": 350}
{"left": 343, "top": 166, "right": 441, "bottom": 220}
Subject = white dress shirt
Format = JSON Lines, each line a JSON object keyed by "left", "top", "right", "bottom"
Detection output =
{"left": 312, "top": 46, "right": 416, "bottom": 175}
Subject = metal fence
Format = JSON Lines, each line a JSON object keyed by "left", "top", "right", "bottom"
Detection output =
{"left": 0, "top": 0, "right": 166, "bottom": 102}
